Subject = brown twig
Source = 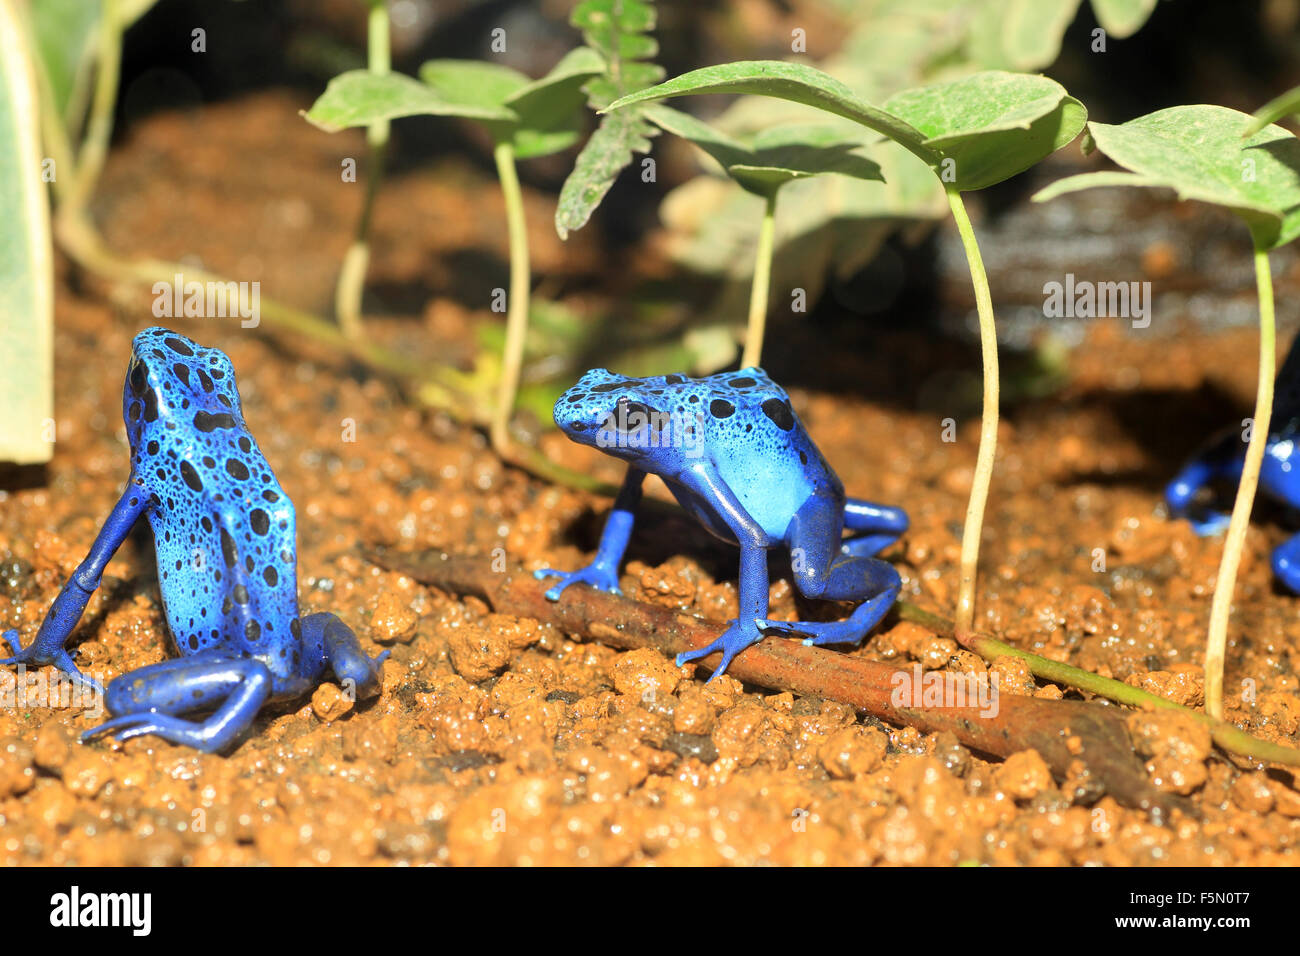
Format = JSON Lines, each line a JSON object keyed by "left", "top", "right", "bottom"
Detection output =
{"left": 366, "top": 549, "right": 1195, "bottom": 818}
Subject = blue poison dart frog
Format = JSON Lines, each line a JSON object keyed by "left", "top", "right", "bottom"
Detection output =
{"left": 0, "top": 327, "right": 388, "bottom": 753}
{"left": 1167, "top": 334, "right": 1300, "bottom": 593}
{"left": 535, "top": 367, "right": 909, "bottom": 678}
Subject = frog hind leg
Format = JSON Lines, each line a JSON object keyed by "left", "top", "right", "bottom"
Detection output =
{"left": 842, "top": 496, "right": 909, "bottom": 556}
{"left": 759, "top": 494, "right": 901, "bottom": 647}
{"left": 81, "top": 652, "right": 272, "bottom": 754}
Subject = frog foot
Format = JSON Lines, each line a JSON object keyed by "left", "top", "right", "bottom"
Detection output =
{"left": 675, "top": 618, "right": 766, "bottom": 681}
{"left": 0, "top": 629, "right": 103, "bottom": 693}
{"left": 1187, "top": 510, "right": 1232, "bottom": 537}
{"left": 533, "top": 563, "right": 621, "bottom": 601}
{"left": 758, "top": 618, "right": 865, "bottom": 647}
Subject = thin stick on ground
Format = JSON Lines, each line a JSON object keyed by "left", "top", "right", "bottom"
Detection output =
{"left": 369, "top": 550, "right": 1300, "bottom": 811}
{"left": 946, "top": 187, "right": 1000, "bottom": 637}
{"left": 1203, "top": 245, "right": 1276, "bottom": 718}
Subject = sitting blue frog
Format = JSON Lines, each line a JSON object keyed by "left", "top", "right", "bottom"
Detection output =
{"left": 1167, "top": 334, "right": 1300, "bottom": 592}
{"left": 535, "top": 367, "right": 908, "bottom": 678}
{"left": 0, "top": 327, "right": 387, "bottom": 753}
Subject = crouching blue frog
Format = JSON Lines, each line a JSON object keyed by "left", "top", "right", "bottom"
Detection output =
{"left": 1, "top": 327, "right": 387, "bottom": 753}
{"left": 535, "top": 367, "right": 909, "bottom": 678}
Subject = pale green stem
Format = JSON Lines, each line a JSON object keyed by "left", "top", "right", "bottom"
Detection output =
{"left": 741, "top": 192, "right": 777, "bottom": 369}
{"left": 334, "top": 0, "right": 391, "bottom": 341}
{"left": 945, "top": 187, "right": 999, "bottom": 636}
{"left": 896, "top": 600, "right": 1300, "bottom": 768}
{"left": 1204, "top": 245, "right": 1276, "bottom": 718}
{"left": 490, "top": 140, "right": 531, "bottom": 456}
{"left": 64, "top": 0, "right": 122, "bottom": 217}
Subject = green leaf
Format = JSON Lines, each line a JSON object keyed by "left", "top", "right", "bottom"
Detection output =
{"left": 1032, "top": 106, "right": 1300, "bottom": 250}
{"left": 302, "top": 69, "right": 515, "bottom": 133}
{"left": 572, "top": 0, "right": 659, "bottom": 109}
{"left": 555, "top": 0, "right": 664, "bottom": 238}
{"left": 504, "top": 47, "right": 605, "bottom": 159}
{"left": 1090, "top": 0, "right": 1159, "bottom": 38}
{"left": 28, "top": 0, "right": 100, "bottom": 125}
{"left": 419, "top": 59, "right": 529, "bottom": 113}
{"left": 1244, "top": 84, "right": 1300, "bottom": 138}
{"left": 607, "top": 60, "right": 931, "bottom": 158}
{"left": 884, "top": 71, "right": 1087, "bottom": 190}
{"left": 1001, "top": 0, "right": 1081, "bottom": 71}
{"left": 646, "top": 106, "right": 881, "bottom": 197}
{"left": 0, "top": 0, "right": 53, "bottom": 464}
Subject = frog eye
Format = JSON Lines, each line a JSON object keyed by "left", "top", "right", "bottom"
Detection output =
{"left": 128, "top": 357, "right": 149, "bottom": 397}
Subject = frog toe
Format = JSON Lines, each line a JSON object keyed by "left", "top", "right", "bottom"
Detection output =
{"left": 676, "top": 621, "right": 763, "bottom": 678}
{"left": 533, "top": 566, "right": 621, "bottom": 601}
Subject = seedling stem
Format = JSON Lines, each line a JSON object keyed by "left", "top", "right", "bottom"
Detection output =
{"left": 334, "top": 0, "right": 391, "bottom": 341}
{"left": 1204, "top": 244, "right": 1276, "bottom": 718}
{"left": 491, "top": 139, "right": 531, "bottom": 456}
{"left": 742, "top": 192, "right": 777, "bottom": 368}
{"left": 946, "top": 185, "right": 999, "bottom": 636}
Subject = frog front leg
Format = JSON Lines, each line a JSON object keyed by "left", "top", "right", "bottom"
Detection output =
{"left": 673, "top": 464, "right": 772, "bottom": 679}
{"left": 1166, "top": 428, "right": 1245, "bottom": 536}
{"left": 759, "top": 493, "right": 901, "bottom": 647}
{"left": 2, "top": 487, "right": 149, "bottom": 691}
{"left": 535, "top": 467, "right": 646, "bottom": 599}
{"left": 842, "top": 496, "right": 909, "bottom": 556}
{"left": 81, "top": 652, "right": 272, "bottom": 753}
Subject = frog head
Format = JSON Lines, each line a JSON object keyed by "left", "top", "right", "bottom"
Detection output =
{"left": 552, "top": 368, "right": 724, "bottom": 463}
{"left": 123, "top": 327, "right": 244, "bottom": 450}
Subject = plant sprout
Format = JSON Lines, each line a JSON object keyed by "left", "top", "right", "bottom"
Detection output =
{"left": 305, "top": 48, "right": 602, "bottom": 457}
{"left": 1034, "top": 105, "right": 1300, "bottom": 717}
{"left": 333, "top": 0, "right": 392, "bottom": 342}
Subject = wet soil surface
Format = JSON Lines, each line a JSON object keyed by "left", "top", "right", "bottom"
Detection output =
{"left": 4, "top": 93, "right": 1300, "bottom": 865}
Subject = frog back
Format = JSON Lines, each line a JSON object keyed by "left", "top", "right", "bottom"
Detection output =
{"left": 136, "top": 431, "right": 300, "bottom": 669}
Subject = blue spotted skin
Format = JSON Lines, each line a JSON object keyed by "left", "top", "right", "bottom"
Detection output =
{"left": 535, "top": 367, "right": 909, "bottom": 678}
{"left": 0, "top": 327, "right": 387, "bottom": 753}
{"left": 1167, "top": 335, "right": 1300, "bottom": 592}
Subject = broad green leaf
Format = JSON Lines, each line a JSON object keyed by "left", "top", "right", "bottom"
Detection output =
{"left": 1030, "top": 169, "right": 1169, "bottom": 203}
{"left": 1032, "top": 106, "right": 1300, "bottom": 250}
{"left": 302, "top": 69, "right": 514, "bottom": 133}
{"left": 0, "top": 0, "right": 53, "bottom": 464}
{"left": 417, "top": 59, "right": 528, "bottom": 143}
{"left": 419, "top": 59, "right": 529, "bottom": 113}
{"left": 555, "top": 0, "right": 664, "bottom": 238}
{"left": 884, "top": 71, "right": 1087, "bottom": 190}
{"left": 607, "top": 60, "right": 931, "bottom": 158}
{"left": 645, "top": 106, "right": 881, "bottom": 197}
{"left": 1091, "top": 0, "right": 1159, "bottom": 38}
{"left": 504, "top": 47, "right": 605, "bottom": 159}
{"left": 1002, "top": 0, "right": 1081, "bottom": 71}
{"left": 1244, "top": 84, "right": 1300, "bottom": 138}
